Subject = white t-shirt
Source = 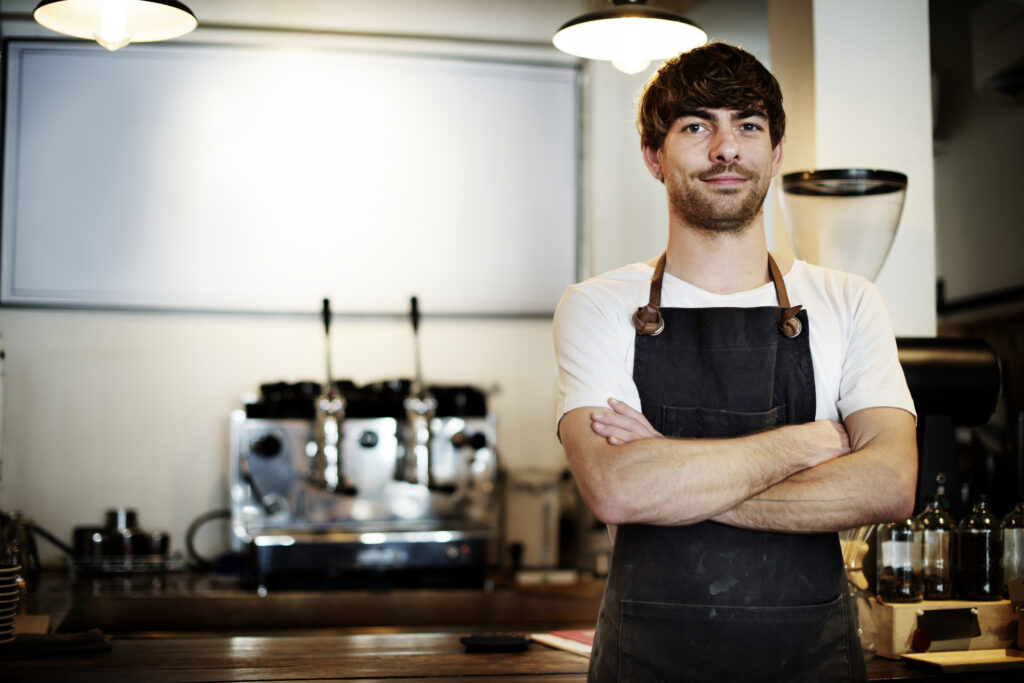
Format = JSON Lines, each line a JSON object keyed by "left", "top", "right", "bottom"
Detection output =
{"left": 554, "top": 259, "right": 915, "bottom": 428}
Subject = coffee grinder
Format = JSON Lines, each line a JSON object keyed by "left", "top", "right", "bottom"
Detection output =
{"left": 780, "top": 169, "right": 1004, "bottom": 660}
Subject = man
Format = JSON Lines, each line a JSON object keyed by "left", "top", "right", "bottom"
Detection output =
{"left": 553, "top": 42, "right": 917, "bottom": 682}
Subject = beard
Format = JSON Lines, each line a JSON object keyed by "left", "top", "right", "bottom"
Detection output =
{"left": 666, "top": 161, "right": 771, "bottom": 235}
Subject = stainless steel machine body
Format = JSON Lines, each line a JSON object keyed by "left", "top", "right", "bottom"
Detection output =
{"left": 228, "top": 384, "right": 499, "bottom": 589}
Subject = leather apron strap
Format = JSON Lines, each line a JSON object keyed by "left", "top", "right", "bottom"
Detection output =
{"left": 769, "top": 253, "right": 804, "bottom": 338}
{"left": 632, "top": 252, "right": 804, "bottom": 338}
{"left": 632, "top": 253, "right": 666, "bottom": 335}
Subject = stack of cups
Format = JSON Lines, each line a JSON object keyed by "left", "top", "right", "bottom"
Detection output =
{"left": 0, "top": 563, "right": 19, "bottom": 644}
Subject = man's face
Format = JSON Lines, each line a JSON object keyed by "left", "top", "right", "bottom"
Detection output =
{"left": 645, "top": 107, "right": 782, "bottom": 235}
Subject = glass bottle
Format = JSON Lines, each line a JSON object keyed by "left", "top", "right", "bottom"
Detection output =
{"left": 917, "top": 493, "right": 955, "bottom": 599}
{"left": 958, "top": 495, "right": 1003, "bottom": 601}
{"left": 876, "top": 516, "right": 923, "bottom": 602}
{"left": 1002, "top": 496, "right": 1024, "bottom": 598}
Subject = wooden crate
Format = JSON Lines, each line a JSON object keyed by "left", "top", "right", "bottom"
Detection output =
{"left": 874, "top": 599, "right": 1018, "bottom": 659}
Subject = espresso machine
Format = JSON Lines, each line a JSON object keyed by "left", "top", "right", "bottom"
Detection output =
{"left": 229, "top": 298, "right": 499, "bottom": 589}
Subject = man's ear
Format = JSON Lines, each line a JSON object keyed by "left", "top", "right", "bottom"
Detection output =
{"left": 770, "top": 141, "right": 783, "bottom": 177}
{"left": 641, "top": 144, "right": 665, "bottom": 182}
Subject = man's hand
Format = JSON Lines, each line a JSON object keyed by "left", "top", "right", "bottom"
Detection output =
{"left": 590, "top": 398, "right": 662, "bottom": 444}
{"left": 796, "top": 419, "right": 852, "bottom": 467}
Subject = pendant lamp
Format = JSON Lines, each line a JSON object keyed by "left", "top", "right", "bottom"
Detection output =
{"left": 553, "top": 0, "right": 707, "bottom": 75}
{"left": 34, "top": 0, "right": 197, "bottom": 52}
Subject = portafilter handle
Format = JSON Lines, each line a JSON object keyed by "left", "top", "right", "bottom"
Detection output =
{"left": 409, "top": 296, "right": 425, "bottom": 398}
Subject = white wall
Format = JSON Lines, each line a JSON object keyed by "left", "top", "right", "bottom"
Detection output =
{"left": 0, "top": 309, "right": 559, "bottom": 557}
{"left": 769, "top": 0, "right": 937, "bottom": 336}
{"left": 0, "top": 0, "right": 934, "bottom": 564}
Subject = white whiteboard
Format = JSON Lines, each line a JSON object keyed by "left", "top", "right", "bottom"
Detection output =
{"left": 1, "top": 41, "right": 579, "bottom": 315}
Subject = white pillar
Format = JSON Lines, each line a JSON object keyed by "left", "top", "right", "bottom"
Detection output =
{"left": 768, "top": 0, "right": 936, "bottom": 336}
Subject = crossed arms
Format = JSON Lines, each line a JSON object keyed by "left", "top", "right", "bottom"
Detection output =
{"left": 558, "top": 399, "right": 917, "bottom": 533}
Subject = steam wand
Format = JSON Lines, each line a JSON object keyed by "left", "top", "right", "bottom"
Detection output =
{"left": 398, "top": 296, "right": 449, "bottom": 491}
{"left": 309, "top": 298, "right": 355, "bottom": 495}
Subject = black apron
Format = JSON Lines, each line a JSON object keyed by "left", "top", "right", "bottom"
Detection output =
{"left": 587, "top": 254, "right": 865, "bottom": 682}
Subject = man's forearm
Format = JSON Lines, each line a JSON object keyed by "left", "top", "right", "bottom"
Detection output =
{"left": 579, "top": 429, "right": 822, "bottom": 526}
{"left": 562, "top": 406, "right": 851, "bottom": 527}
{"left": 711, "top": 408, "right": 918, "bottom": 532}
{"left": 711, "top": 454, "right": 902, "bottom": 532}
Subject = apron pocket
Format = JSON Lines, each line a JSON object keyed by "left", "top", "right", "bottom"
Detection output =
{"left": 661, "top": 404, "right": 785, "bottom": 439}
{"left": 619, "top": 594, "right": 853, "bottom": 683}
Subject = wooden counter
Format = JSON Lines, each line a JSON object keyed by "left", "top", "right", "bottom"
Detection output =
{"left": 44, "top": 571, "right": 605, "bottom": 634}
{"left": 5, "top": 571, "right": 1023, "bottom": 681}
{"left": 1, "top": 631, "right": 590, "bottom": 682}
{"left": 4, "top": 630, "right": 1024, "bottom": 682}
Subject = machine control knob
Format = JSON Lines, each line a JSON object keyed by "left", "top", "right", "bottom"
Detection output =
{"left": 359, "top": 430, "right": 379, "bottom": 448}
{"left": 250, "top": 433, "right": 282, "bottom": 458}
{"left": 451, "top": 431, "right": 487, "bottom": 450}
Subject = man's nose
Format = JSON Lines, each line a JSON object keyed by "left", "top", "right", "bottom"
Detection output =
{"left": 709, "top": 128, "right": 739, "bottom": 163}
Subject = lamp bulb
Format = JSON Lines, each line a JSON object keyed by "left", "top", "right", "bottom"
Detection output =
{"left": 611, "top": 56, "right": 652, "bottom": 75}
{"left": 95, "top": 0, "right": 131, "bottom": 51}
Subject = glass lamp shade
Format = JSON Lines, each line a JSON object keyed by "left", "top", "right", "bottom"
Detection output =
{"left": 34, "top": 0, "right": 197, "bottom": 51}
{"left": 553, "top": 1, "right": 707, "bottom": 75}
{"left": 779, "top": 169, "right": 907, "bottom": 282}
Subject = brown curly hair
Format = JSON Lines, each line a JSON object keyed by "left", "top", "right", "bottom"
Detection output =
{"left": 638, "top": 42, "right": 785, "bottom": 150}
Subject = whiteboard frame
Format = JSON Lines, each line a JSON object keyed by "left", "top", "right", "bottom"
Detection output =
{"left": 1, "top": 39, "right": 580, "bottom": 316}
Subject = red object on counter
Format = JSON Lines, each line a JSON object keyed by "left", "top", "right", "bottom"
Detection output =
{"left": 911, "top": 628, "right": 932, "bottom": 652}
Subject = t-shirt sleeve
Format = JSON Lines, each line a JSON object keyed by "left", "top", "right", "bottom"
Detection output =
{"left": 835, "top": 279, "right": 917, "bottom": 420}
{"left": 553, "top": 284, "right": 642, "bottom": 432}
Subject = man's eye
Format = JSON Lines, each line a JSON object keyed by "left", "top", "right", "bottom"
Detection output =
{"left": 684, "top": 123, "right": 703, "bottom": 133}
{"left": 740, "top": 122, "right": 762, "bottom": 131}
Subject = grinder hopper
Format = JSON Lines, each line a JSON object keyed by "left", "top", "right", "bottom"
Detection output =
{"left": 779, "top": 168, "right": 908, "bottom": 281}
